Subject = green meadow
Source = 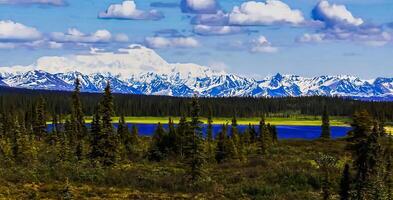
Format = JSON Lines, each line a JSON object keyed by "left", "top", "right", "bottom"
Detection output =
{"left": 81, "top": 116, "right": 351, "bottom": 126}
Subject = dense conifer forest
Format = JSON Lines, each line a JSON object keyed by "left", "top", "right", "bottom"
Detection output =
{"left": 1, "top": 86, "right": 393, "bottom": 120}
{"left": 0, "top": 82, "right": 392, "bottom": 199}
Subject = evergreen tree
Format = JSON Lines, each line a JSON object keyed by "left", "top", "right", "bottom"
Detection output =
{"left": 339, "top": 163, "right": 351, "bottom": 200}
{"left": 89, "top": 106, "right": 101, "bottom": 162}
{"left": 321, "top": 106, "right": 331, "bottom": 139}
{"left": 148, "top": 122, "right": 166, "bottom": 161}
{"left": 10, "top": 116, "right": 26, "bottom": 163}
{"left": 186, "top": 97, "right": 207, "bottom": 182}
{"left": 353, "top": 126, "right": 383, "bottom": 200}
{"left": 176, "top": 115, "right": 188, "bottom": 158}
{"left": 70, "top": 78, "right": 87, "bottom": 160}
{"left": 91, "top": 82, "right": 118, "bottom": 166}
{"left": 33, "top": 96, "right": 46, "bottom": 139}
{"left": 117, "top": 114, "right": 131, "bottom": 160}
{"left": 207, "top": 111, "right": 213, "bottom": 143}
{"left": 258, "top": 118, "right": 267, "bottom": 155}
{"left": 215, "top": 124, "right": 227, "bottom": 163}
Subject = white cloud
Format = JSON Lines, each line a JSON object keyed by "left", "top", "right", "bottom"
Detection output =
{"left": 228, "top": 0, "right": 304, "bottom": 26}
{"left": 50, "top": 28, "right": 117, "bottom": 43}
{"left": 193, "top": 25, "right": 245, "bottom": 36}
{"left": 0, "top": 0, "right": 66, "bottom": 6}
{"left": 99, "top": 0, "right": 163, "bottom": 20}
{"left": 144, "top": 37, "right": 199, "bottom": 49}
{"left": 181, "top": 0, "right": 219, "bottom": 14}
{"left": 250, "top": 36, "right": 278, "bottom": 53}
{"left": 0, "top": 20, "right": 42, "bottom": 41}
{"left": 312, "top": 0, "right": 363, "bottom": 27}
{"left": 297, "top": 33, "right": 325, "bottom": 43}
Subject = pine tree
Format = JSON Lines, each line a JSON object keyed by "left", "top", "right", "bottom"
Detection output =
{"left": 186, "top": 97, "right": 207, "bottom": 182}
{"left": 339, "top": 163, "right": 351, "bottom": 200}
{"left": 70, "top": 78, "right": 87, "bottom": 160}
{"left": 215, "top": 124, "right": 227, "bottom": 163}
{"left": 148, "top": 122, "right": 166, "bottom": 161}
{"left": 117, "top": 114, "right": 130, "bottom": 160}
{"left": 177, "top": 115, "right": 188, "bottom": 158}
{"left": 258, "top": 118, "right": 267, "bottom": 155}
{"left": 89, "top": 106, "right": 102, "bottom": 162}
{"left": 10, "top": 116, "right": 25, "bottom": 163}
{"left": 207, "top": 111, "right": 213, "bottom": 143}
{"left": 321, "top": 106, "right": 331, "bottom": 140}
{"left": 33, "top": 96, "right": 47, "bottom": 140}
{"left": 91, "top": 82, "right": 118, "bottom": 166}
{"left": 353, "top": 125, "right": 383, "bottom": 200}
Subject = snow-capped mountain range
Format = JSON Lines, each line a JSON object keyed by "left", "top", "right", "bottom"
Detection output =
{"left": 0, "top": 45, "right": 392, "bottom": 100}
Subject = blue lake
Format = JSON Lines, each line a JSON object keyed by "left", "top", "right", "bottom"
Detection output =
{"left": 50, "top": 124, "right": 351, "bottom": 140}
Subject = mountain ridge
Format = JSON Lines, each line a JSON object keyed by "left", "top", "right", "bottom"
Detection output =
{"left": 0, "top": 45, "right": 392, "bottom": 100}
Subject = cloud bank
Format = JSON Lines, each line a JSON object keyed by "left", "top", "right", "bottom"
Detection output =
{"left": 0, "top": 20, "right": 42, "bottom": 41}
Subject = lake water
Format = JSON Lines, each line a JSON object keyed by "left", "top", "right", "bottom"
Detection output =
{"left": 50, "top": 124, "right": 351, "bottom": 140}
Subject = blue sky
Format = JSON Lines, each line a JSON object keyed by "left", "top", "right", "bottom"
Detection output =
{"left": 0, "top": 0, "right": 392, "bottom": 78}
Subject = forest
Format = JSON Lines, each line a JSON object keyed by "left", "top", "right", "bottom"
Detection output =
{"left": 1, "top": 86, "right": 393, "bottom": 120}
{"left": 0, "top": 80, "right": 392, "bottom": 199}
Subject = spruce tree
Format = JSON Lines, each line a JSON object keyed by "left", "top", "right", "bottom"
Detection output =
{"left": 187, "top": 97, "right": 207, "bottom": 182}
{"left": 95, "top": 82, "right": 118, "bottom": 166}
{"left": 89, "top": 106, "right": 102, "bottom": 162}
{"left": 70, "top": 78, "right": 87, "bottom": 160}
{"left": 33, "top": 96, "right": 47, "bottom": 140}
{"left": 321, "top": 106, "right": 331, "bottom": 139}
{"left": 215, "top": 124, "right": 227, "bottom": 163}
{"left": 148, "top": 122, "right": 166, "bottom": 161}
{"left": 117, "top": 114, "right": 131, "bottom": 160}
{"left": 258, "top": 118, "right": 267, "bottom": 155}
{"left": 176, "top": 115, "right": 188, "bottom": 158}
{"left": 207, "top": 112, "right": 213, "bottom": 143}
{"left": 339, "top": 164, "right": 351, "bottom": 200}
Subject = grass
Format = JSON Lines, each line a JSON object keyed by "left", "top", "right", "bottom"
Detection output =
{"left": 81, "top": 116, "right": 351, "bottom": 126}
{"left": 386, "top": 126, "right": 393, "bottom": 135}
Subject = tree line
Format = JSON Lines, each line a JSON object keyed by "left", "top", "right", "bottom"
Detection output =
{"left": 1, "top": 86, "right": 393, "bottom": 120}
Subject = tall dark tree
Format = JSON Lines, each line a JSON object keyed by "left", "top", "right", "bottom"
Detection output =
{"left": 215, "top": 124, "right": 227, "bottom": 163}
{"left": 321, "top": 106, "right": 331, "bottom": 139}
{"left": 352, "top": 124, "right": 382, "bottom": 200}
{"left": 33, "top": 96, "right": 46, "bottom": 139}
{"left": 148, "top": 122, "right": 166, "bottom": 161}
{"left": 207, "top": 109, "right": 213, "bottom": 143}
{"left": 339, "top": 163, "right": 351, "bottom": 200}
{"left": 186, "top": 97, "right": 207, "bottom": 182}
{"left": 71, "top": 78, "right": 87, "bottom": 160}
{"left": 90, "top": 82, "right": 118, "bottom": 166}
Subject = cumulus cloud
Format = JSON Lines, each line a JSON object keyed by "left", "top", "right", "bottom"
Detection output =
{"left": 144, "top": 36, "right": 199, "bottom": 49}
{"left": 0, "top": 0, "right": 66, "bottom": 6}
{"left": 312, "top": 0, "right": 363, "bottom": 28}
{"left": 228, "top": 0, "right": 305, "bottom": 26}
{"left": 298, "top": 0, "right": 392, "bottom": 46}
{"left": 0, "top": 20, "right": 42, "bottom": 42}
{"left": 99, "top": 0, "right": 164, "bottom": 20}
{"left": 193, "top": 25, "right": 246, "bottom": 36}
{"left": 181, "top": 0, "right": 219, "bottom": 14}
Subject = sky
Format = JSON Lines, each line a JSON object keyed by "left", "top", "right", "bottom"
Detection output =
{"left": 0, "top": 0, "right": 392, "bottom": 79}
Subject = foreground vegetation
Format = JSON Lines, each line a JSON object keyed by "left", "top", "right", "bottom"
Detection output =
{"left": 0, "top": 80, "right": 392, "bottom": 199}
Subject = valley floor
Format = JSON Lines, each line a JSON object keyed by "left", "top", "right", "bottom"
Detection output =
{"left": 81, "top": 116, "right": 352, "bottom": 126}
